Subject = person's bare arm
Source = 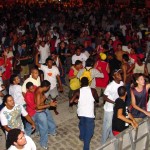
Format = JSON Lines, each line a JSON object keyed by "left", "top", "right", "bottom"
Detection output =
{"left": 146, "top": 83, "right": 150, "bottom": 91}
{"left": 122, "top": 64, "right": 127, "bottom": 84}
{"left": 127, "top": 63, "right": 135, "bottom": 73}
{"left": 118, "top": 109, "right": 133, "bottom": 124}
{"left": 58, "top": 57, "right": 64, "bottom": 76}
{"left": 56, "top": 75, "right": 63, "bottom": 92}
{"left": 3, "top": 125, "right": 12, "bottom": 132}
{"left": 91, "top": 88, "right": 99, "bottom": 103}
{"left": 3, "top": 51, "right": 7, "bottom": 67}
{"left": 19, "top": 56, "right": 30, "bottom": 61}
{"left": 22, "top": 92, "right": 25, "bottom": 98}
{"left": 70, "top": 90, "right": 80, "bottom": 104}
{"left": 0, "top": 91, "right": 4, "bottom": 97}
{"left": 68, "top": 74, "right": 76, "bottom": 80}
{"left": 35, "top": 52, "right": 41, "bottom": 68}
{"left": 117, "top": 109, "right": 138, "bottom": 129}
{"left": 103, "top": 94, "right": 115, "bottom": 104}
{"left": 128, "top": 113, "right": 138, "bottom": 127}
{"left": 106, "top": 63, "right": 110, "bottom": 74}
{"left": 144, "top": 64, "right": 149, "bottom": 76}
{"left": 25, "top": 115, "right": 36, "bottom": 130}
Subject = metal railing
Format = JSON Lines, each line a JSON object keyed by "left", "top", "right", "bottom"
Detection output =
{"left": 96, "top": 117, "right": 150, "bottom": 150}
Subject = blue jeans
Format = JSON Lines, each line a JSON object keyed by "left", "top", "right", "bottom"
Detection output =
{"left": 79, "top": 116, "right": 94, "bottom": 150}
{"left": 125, "top": 83, "right": 131, "bottom": 106}
{"left": 60, "top": 65, "right": 66, "bottom": 85}
{"left": 36, "top": 109, "right": 56, "bottom": 147}
{"left": 25, "top": 114, "right": 38, "bottom": 136}
{"left": 101, "top": 111, "right": 114, "bottom": 144}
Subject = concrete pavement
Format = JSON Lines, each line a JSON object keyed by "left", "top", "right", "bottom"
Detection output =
{"left": 0, "top": 85, "right": 104, "bottom": 150}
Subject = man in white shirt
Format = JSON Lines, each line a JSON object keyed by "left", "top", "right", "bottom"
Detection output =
{"left": 35, "top": 52, "right": 63, "bottom": 115}
{"left": 6, "top": 128, "right": 36, "bottom": 150}
{"left": 70, "top": 77, "right": 99, "bottom": 150}
{"left": 101, "top": 69, "right": 124, "bottom": 144}
{"left": 0, "top": 95, "right": 35, "bottom": 134}
{"left": 120, "top": 23, "right": 127, "bottom": 37}
{"left": 122, "top": 42, "right": 132, "bottom": 54}
{"left": 72, "top": 47, "right": 88, "bottom": 67}
{"left": 38, "top": 41, "right": 50, "bottom": 64}
{"left": 22, "top": 67, "right": 41, "bottom": 95}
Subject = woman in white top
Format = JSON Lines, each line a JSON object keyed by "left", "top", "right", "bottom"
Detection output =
{"left": 133, "top": 58, "right": 148, "bottom": 76}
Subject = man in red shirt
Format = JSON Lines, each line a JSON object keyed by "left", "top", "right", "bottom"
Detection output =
{"left": 24, "top": 82, "right": 37, "bottom": 136}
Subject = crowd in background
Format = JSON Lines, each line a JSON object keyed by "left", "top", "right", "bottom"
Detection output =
{"left": 0, "top": 1, "right": 150, "bottom": 150}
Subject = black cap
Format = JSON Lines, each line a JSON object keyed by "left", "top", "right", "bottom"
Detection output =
{"left": 111, "top": 69, "right": 122, "bottom": 76}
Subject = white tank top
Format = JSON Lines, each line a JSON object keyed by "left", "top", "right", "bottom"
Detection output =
{"left": 133, "top": 63, "right": 144, "bottom": 74}
{"left": 77, "top": 86, "right": 95, "bottom": 118}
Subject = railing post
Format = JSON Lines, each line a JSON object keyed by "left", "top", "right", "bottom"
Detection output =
{"left": 128, "top": 129, "right": 136, "bottom": 150}
{"left": 145, "top": 118, "right": 150, "bottom": 149}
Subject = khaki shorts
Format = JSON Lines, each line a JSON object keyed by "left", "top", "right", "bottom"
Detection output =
{"left": 21, "top": 65, "right": 29, "bottom": 78}
{"left": 45, "top": 87, "right": 58, "bottom": 99}
{"left": 95, "top": 87, "right": 105, "bottom": 97}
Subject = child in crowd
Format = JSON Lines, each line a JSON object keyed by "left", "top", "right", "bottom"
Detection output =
{"left": 25, "top": 82, "right": 37, "bottom": 136}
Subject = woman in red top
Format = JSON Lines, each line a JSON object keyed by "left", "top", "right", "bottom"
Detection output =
{"left": 94, "top": 53, "right": 110, "bottom": 97}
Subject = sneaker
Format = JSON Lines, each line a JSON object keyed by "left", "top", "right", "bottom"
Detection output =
{"left": 79, "top": 136, "right": 84, "bottom": 141}
{"left": 42, "top": 146, "right": 48, "bottom": 150}
{"left": 48, "top": 132, "right": 57, "bottom": 136}
{"left": 52, "top": 132, "right": 57, "bottom": 136}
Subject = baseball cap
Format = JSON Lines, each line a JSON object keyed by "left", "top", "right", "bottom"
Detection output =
{"left": 111, "top": 69, "right": 122, "bottom": 76}
{"left": 100, "top": 53, "right": 107, "bottom": 61}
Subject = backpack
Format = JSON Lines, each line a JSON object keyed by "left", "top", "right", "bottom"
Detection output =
{"left": 80, "top": 68, "right": 93, "bottom": 85}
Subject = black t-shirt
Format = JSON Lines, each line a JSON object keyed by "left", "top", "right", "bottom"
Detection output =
{"left": 112, "top": 98, "right": 129, "bottom": 132}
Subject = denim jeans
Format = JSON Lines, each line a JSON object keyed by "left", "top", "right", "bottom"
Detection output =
{"left": 125, "top": 83, "right": 131, "bottom": 106}
{"left": 25, "top": 114, "right": 38, "bottom": 136}
{"left": 36, "top": 109, "right": 56, "bottom": 147}
{"left": 101, "top": 111, "right": 114, "bottom": 144}
{"left": 79, "top": 116, "right": 94, "bottom": 150}
{"left": 60, "top": 65, "right": 66, "bottom": 85}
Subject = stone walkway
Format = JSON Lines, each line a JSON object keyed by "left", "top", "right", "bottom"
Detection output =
{"left": 34, "top": 103, "right": 103, "bottom": 150}
{"left": 0, "top": 85, "right": 104, "bottom": 150}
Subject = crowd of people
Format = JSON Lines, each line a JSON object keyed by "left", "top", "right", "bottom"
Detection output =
{"left": 0, "top": 1, "right": 150, "bottom": 150}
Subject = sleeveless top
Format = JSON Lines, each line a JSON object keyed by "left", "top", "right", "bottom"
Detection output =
{"left": 77, "top": 86, "right": 95, "bottom": 118}
{"left": 133, "top": 63, "right": 144, "bottom": 74}
{"left": 131, "top": 85, "right": 147, "bottom": 118}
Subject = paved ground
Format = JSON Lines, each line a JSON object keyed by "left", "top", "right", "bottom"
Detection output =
{"left": 0, "top": 85, "right": 104, "bottom": 150}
